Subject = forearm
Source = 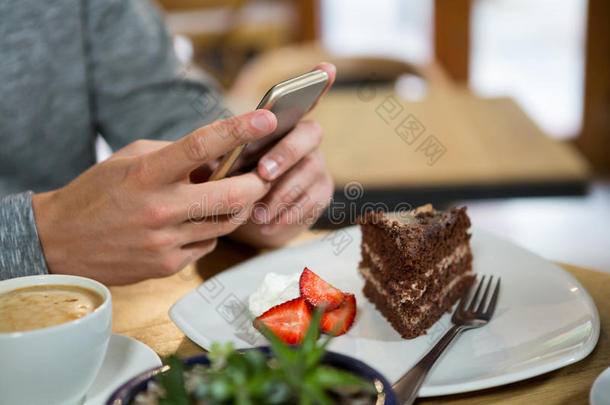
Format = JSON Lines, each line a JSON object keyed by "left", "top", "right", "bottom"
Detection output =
{"left": 0, "top": 192, "right": 49, "bottom": 280}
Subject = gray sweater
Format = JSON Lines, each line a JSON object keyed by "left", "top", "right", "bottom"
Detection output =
{"left": 0, "top": 0, "right": 228, "bottom": 280}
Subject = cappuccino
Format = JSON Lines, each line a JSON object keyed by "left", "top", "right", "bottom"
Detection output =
{"left": 0, "top": 284, "right": 103, "bottom": 333}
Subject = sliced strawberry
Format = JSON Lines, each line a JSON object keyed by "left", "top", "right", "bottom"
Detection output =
{"left": 253, "top": 297, "right": 311, "bottom": 345}
{"left": 321, "top": 294, "right": 356, "bottom": 336}
{"left": 299, "top": 267, "right": 345, "bottom": 311}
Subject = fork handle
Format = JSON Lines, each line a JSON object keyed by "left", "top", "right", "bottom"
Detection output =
{"left": 392, "top": 325, "right": 466, "bottom": 404}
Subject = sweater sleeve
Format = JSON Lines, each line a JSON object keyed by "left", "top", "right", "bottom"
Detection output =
{"left": 0, "top": 192, "right": 49, "bottom": 280}
{"left": 84, "top": 0, "right": 231, "bottom": 149}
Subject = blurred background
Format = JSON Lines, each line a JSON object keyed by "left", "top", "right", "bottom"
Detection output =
{"left": 119, "top": 0, "right": 609, "bottom": 271}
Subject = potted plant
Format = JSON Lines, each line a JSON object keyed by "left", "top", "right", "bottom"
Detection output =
{"left": 107, "top": 310, "right": 396, "bottom": 404}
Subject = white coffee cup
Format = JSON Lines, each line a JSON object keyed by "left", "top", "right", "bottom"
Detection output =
{"left": 0, "top": 275, "right": 112, "bottom": 405}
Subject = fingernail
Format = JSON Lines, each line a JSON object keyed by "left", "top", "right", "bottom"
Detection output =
{"left": 251, "top": 113, "right": 273, "bottom": 132}
{"left": 259, "top": 157, "right": 279, "bottom": 180}
{"left": 252, "top": 206, "right": 268, "bottom": 223}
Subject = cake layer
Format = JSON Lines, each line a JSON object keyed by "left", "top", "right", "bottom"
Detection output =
{"left": 360, "top": 240, "right": 473, "bottom": 291}
{"left": 359, "top": 244, "right": 473, "bottom": 305}
{"left": 358, "top": 207, "right": 471, "bottom": 282}
{"left": 362, "top": 270, "right": 474, "bottom": 339}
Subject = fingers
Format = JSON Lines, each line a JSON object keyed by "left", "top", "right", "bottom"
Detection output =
{"left": 130, "top": 172, "right": 269, "bottom": 232}
{"left": 177, "top": 215, "right": 244, "bottom": 245}
{"left": 112, "top": 139, "right": 170, "bottom": 159}
{"left": 253, "top": 150, "right": 325, "bottom": 223}
{"left": 163, "top": 239, "right": 218, "bottom": 275}
{"left": 259, "top": 173, "right": 334, "bottom": 235}
{"left": 180, "top": 172, "right": 270, "bottom": 222}
{"left": 146, "top": 110, "right": 277, "bottom": 183}
{"left": 257, "top": 120, "right": 323, "bottom": 181}
{"left": 182, "top": 238, "right": 218, "bottom": 259}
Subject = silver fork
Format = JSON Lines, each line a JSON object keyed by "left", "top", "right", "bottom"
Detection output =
{"left": 392, "top": 275, "right": 501, "bottom": 404}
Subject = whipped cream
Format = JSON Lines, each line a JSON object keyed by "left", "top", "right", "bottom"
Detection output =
{"left": 248, "top": 272, "right": 301, "bottom": 317}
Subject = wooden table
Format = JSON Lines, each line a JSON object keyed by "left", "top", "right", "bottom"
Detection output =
{"left": 227, "top": 45, "right": 591, "bottom": 218}
{"left": 110, "top": 232, "right": 609, "bottom": 405}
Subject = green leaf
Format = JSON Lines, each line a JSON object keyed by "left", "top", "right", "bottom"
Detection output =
{"left": 235, "top": 384, "right": 254, "bottom": 405}
{"left": 226, "top": 352, "right": 250, "bottom": 385}
{"left": 157, "top": 356, "right": 192, "bottom": 405}
{"left": 299, "top": 307, "right": 322, "bottom": 356}
{"left": 243, "top": 349, "right": 267, "bottom": 374}
{"left": 264, "top": 380, "right": 294, "bottom": 404}
{"left": 255, "top": 320, "right": 297, "bottom": 369}
{"left": 304, "top": 332, "right": 333, "bottom": 371}
{"left": 208, "top": 376, "right": 235, "bottom": 401}
{"left": 208, "top": 342, "right": 234, "bottom": 370}
{"left": 310, "top": 366, "right": 377, "bottom": 394}
{"left": 298, "top": 391, "right": 313, "bottom": 405}
{"left": 301, "top": 379, "right": 334, "bottom": 405}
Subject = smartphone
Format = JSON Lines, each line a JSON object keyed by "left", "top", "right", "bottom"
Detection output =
{"left": 209, "top": 69, "right": 330, "bottom": 181}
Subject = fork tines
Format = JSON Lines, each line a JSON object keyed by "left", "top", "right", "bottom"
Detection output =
{"left": 460, "top": 275, "right": 501, "bottom": 318}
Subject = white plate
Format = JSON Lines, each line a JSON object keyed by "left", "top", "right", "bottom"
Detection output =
{"left": 85, "top": 334, "right": 161, "bottom": 405}
{"left": 591, "top": 366, "right": 610, "bottom": 405}
{"left": 169, "top": 226, "right": 599, "bottom": 397}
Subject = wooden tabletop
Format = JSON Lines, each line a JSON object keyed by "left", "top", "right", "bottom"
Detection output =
{"left": 228, "top": 45, "right": 591, "bottom": 207}
{"left": 110, "top": 232, "right": 609, "bottom": 405}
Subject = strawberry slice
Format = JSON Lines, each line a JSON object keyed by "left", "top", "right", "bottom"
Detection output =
{"left": 321, "top": 293, "right": 356, "bottom": 336}
{"left": 299, "top": 267, "right": 345, "bottom": 311}
{"left": 253, "top": 297, "right": 311, "bottom": 345}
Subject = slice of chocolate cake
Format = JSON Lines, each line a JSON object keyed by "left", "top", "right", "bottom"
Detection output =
{"left": 357, "top": 204, "right": 474, "bottom": 339}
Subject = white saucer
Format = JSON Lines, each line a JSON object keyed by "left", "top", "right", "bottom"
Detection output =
{"left": 591, "top": 366, "right": 610, "bottom": 405}
{"left": 85, "top": 334, "right": 161, "bottom": 405}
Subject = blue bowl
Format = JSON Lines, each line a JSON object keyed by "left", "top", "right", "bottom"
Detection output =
{"left": 106, "top": 346, "right": 397, "bottom": 404}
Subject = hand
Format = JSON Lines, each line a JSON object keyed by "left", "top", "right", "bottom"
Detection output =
{"left": 229, "top": 63, "right": 336, "bottom": 247}
{"left": 32, "top": 110, "right": 277, "bottom": 285}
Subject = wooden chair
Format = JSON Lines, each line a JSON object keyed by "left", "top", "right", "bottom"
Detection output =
{"left": 156, "top": 0, "right": 299, "bottom": 87}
